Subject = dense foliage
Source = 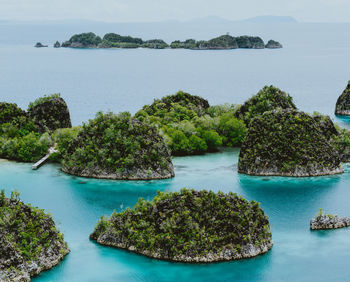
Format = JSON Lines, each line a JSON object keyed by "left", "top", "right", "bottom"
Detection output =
{"left": 62, "top": 32, "right": 102, "bottom": 47}
{"left": 335, "top": 81, "right": 350, "bottom": 115}
{"left": 28, "top": 93, "right": 72, "bottom": 133}
{"left": 91, "top": 188, "right": 272, "bottom": 262}
{"left": 61, "top": 33, "right": 282, "bottom": 50}
{"left": 61, "top": 112, "right": 174, "bottom": 180}
{"left": 136, "top": 91, "right": 246, "bottom": 155}
{"left": 238, "top": 109, "right": 342, "bottom": 176}
{"left": 0, "top": 95, "right": 71, "bottom": 162}
{"left": 235, "top": 85, "right": 297, "bottom": 124}
{"left": 0, "top": 190, "right": 69, "bottom": 280}
{"left": 170, "top": 35, "right": 266, "bottom": 49}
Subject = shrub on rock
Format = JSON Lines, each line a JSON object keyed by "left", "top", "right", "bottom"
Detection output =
{"left": 90, "top": 188, "right": 273, "bottom": 262}
{"left": 0, "top": 190, "right": 69, "bottom": 281}
{"left": 28, "top": 94, "right": 72, "bottom": 133}
{"left": 238, "top": 109, "right": 343, "bottom": 176}
{"left": 61, "top": 111, "right": 174, "bottom": 180}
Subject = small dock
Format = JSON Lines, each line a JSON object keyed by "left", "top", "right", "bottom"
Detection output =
{"left": 32, "top": 147, "right": 58, "bottom": 170}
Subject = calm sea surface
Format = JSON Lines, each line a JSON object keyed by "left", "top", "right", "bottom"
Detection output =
{"left": 1, "top": 22, "right": 350, "bottom": 281}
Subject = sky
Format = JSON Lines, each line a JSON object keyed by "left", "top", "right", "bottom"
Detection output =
{"left": 0, "top": 0, "right": 349, "bottom": 23}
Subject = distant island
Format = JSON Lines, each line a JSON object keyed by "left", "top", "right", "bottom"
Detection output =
{"left": 50, "top": 32, "right": 282, "bottom": 50}
{"left": 34, "top": 42, "right": 48, "bottom": 48}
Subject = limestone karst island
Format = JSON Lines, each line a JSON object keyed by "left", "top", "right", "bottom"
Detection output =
{"left": 43, "top": 32, "right": 283, "bottom": 50}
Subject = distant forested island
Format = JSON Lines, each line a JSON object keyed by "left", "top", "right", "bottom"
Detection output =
{"left": 49, "top": 32, "right": 282, "bottom": 49}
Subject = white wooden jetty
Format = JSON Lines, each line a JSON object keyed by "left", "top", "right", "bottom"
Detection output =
{"left": 32, "top": 147, "right": 58, "bottom": 170}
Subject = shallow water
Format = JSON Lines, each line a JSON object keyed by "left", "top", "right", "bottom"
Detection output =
{"left": 1, "top": 149, "right": 350, "bottom": 281}
{"left": 2, "top": 21, "right": 350, "bottom": 281}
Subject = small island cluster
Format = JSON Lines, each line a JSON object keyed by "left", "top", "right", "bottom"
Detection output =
{"left": 2, "top": 81, "right": 350, "bottom": 279}
{"left": 35, "top": 32, "right": 283, "bottom": 49}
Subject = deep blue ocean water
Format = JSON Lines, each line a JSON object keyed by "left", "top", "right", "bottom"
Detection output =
{"left": 1, "top": 21, "right": 350, "bottom": 281}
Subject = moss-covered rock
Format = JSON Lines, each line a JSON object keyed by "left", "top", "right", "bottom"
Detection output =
{"left": 61, "top": 112, "right": 174, "bottom": 180}
{"left": 238, "top": 109, "right": 343, "bottom": 176}
{"left": 90, "top": 188, "right": 273, "bottom": 262}
{"left": 335, "top": 81, "right": 350, "bottom": 115}
{"left": 0, "top": 190, "right": 69, "bottom": 281}
{"left": 28, "top": 94, "right": 72, "bottom": 133}
{"left": 235, "top": 86, "right": 297, "bottom": 124}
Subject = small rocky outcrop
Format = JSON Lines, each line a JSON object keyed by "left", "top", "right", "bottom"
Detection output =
{"left": 238, "top": 109, "right": 343, "bottom": 177}
{"left": 265, "top": 40, "right": 283, "bottom": 49}
{"left": 90, "top": 189, "right": 273, "bottom": 262}
{"left": 235, "top": 85, "right": 297, "bottom": 124}
{"left": 0, "top": 191, "right": 69, "bottom": 281}
{"left": 62, "top": 112, "right": 174, "bottom": 180}
{"left": 34, "top": 42, "right": 48, "bottom": 48}
{"left": 54, "top": 41, "right": 61, "bottom": 48}
{"left": 335, "top": 81, "right": 350, "bottom": 115}
{"left": 310, "top": 209, "right": 350, "bottom": 230}
{"left": 27, "top": 94, "right": 72, "bottom": 133}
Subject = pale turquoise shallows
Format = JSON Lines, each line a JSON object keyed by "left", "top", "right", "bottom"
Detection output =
{"left": 2, "top": 149, "right": 350, "bottom": 281}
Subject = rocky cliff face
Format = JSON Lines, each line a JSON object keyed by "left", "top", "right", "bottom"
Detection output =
{"left": 310, "top": 213, "right": 350, "bottom": 230}
{"left": 62, "top": 112, "right": 174, "bottom": 180}
{"left": 238, "top": 109, "right": 343, "bottom": 177}
{"left": 0, "top": 192, "right": 69, "bottom": 281}
{"left": 90, "top": 189, "right": 273, "bottom": 262}
{"left": 335, "top": 81, "right": 350, "bottom": 115}
{"left": 28, "top": 95, "right": 72, "bottom": 133}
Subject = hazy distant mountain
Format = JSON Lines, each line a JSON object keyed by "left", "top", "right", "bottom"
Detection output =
{"left": 241, "top": 16, "right": 298, "bottom": 23}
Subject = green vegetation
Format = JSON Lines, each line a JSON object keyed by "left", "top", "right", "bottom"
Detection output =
{"left": 238, "top": 109, "right": 342, "bottom": 176}
{"left": 235, "top": 85, "right": 297, "bottom": 124}
{"left": 170, "top": 35, "right": 266, "bottom": 50}
{"left": 61, "top": 33, "right": 282, "bottom": 50}
{"left": 0, "top": 190, "right": 69, "bottom": 280}
{"left": 62, "top": 32, "right": 102, "bottom": 47}
{"left": 135, "top": 91, "right": 246, "bottom": 155}
{"left": 0, "top": 95, "right": 72, "bottom": 162}
{"left": 28, "top": 93, "right": 72, "bottom": 133}
{"left": 142, "top": 39, "right": 169, "bottom": 49}
{"left": 91, "top": 188, "right": 272, "bottom": 262}
{"left": 61, "top": 111, "right": 174, "bottom": 180}
{"left": 335, "top": 81, "right": 350, "bottom": 115}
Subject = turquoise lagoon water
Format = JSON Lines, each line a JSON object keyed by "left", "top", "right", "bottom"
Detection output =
{"left": 1, "top": 22, "right": 350, "bottom": 281}
{"left": 2, "top": 149, "right": 350, "bottom": 281}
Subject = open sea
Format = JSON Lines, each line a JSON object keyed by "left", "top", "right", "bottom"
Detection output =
{"left": 1, "top": 20, "right": 350, "bottom": 281}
